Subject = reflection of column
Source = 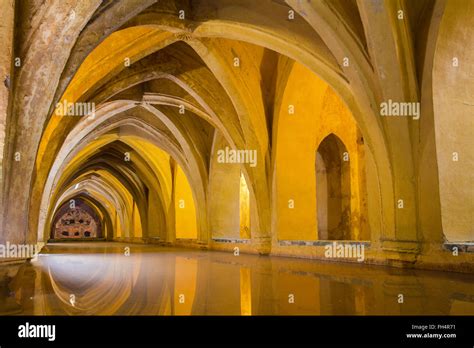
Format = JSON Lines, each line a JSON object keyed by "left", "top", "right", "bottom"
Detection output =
{"left": 0, "top": 263, "right": 41, "bottom": 315}
{"left": 240, "top": 267, "right": 252, "bottom": 315}
{"left": 319, "top": 279, "right": 331, "bottom": 314}
{"left": 278, "top": 272, "right": 321, "bottom": 315}
{"left": 354, "top": 285, "right": 367, "bottom": 315}
{"left": 0, "top": 263, "right": 23, "bottom": 315}
{"left": 382, "top": 275, "right": 425, "bottom": 315}
{"left": 320, "top": 279, "right": 356, "bottom": 315}
{"left": 174, "top": 256, "right": 198, "bottom": 315}
{"left": 0, "top": 0, "right": 14, "bottom": 238}
{"left": 155, "top": 253, "right": 175, "bottom": 315}
{"left": 450, "top": 296, "right": 474, "bottom": 315}
{"left": 17, "top": 263, "right": 36, "bottom": 314}
{"left": 254, "top": 258, "right": 277, "bottom": 315}
{"left": 191, "top": 256, "right": 211, "bottom": 314}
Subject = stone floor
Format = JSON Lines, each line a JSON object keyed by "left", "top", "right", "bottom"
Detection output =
{"left": 1, "top": 242, "right": 473, "bottom": 315}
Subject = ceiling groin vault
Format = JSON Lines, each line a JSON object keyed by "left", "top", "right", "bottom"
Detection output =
{"left": 0, "top": 0, "right": 472, "bottom": 273}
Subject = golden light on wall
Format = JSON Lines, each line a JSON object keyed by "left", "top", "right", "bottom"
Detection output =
{"left": 239, "top": 172, "right": 250, "bottom": 239}
{"left": 174, "top": 165, "right": 198, "bottom": 239}
{"left": 1, "top": 0, "right": 473, "bottom": 335}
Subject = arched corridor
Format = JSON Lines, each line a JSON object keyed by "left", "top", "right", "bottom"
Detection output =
{"left": 0, "top": 0, "right": 473, "bottom": 319}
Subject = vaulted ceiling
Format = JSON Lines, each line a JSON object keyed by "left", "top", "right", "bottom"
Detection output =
{"left": 1, "top": 0, "right": 471, "bottom": 262}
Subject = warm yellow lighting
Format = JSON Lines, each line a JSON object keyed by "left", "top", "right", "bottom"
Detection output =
{"left": 239, "top": 172, "right": 250, "bottom": 239}
{"left": 240, "top": 267, "right": 252, "bottom": 315}
{"left": 174, "top": 165, "right": 198, "bottom": 239}
{"left": 174, "top": 257, "right": 198, "bottom": 315}
{"left": 275, "top": 62, "right": 367, "bottom": 241}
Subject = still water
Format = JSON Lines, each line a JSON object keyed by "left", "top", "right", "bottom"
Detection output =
{"left": 1, "top": 242, "right": 473, "bottom": 315}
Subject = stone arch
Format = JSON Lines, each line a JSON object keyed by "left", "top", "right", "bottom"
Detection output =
{"left": 35, "top": 106, "right": 208, "bottom": 244}
{"left": 3, "top": 2, "right": 394, "bottom": 256}
{"left": 50, "top": 174, "right": 136, "bottom": 241}
{"left": 51, "top": 198, "right": 102, "bottom": 240}
{"left": 44, "top": 7, "right": 390, "bottom": 246}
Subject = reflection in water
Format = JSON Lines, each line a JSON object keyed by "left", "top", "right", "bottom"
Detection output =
{"left": 1, "top": 242, "right": 473, "bottom": 315}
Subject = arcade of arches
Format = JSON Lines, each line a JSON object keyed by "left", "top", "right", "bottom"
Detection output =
{"left": 0, "top": 0, "right": 473, "bottom": 315}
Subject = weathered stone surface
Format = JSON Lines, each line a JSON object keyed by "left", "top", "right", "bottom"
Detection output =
{"left": 0, "top": 0, "right": 472, "bottom": 273}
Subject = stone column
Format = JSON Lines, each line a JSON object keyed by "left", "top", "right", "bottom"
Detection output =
{"left": 0, "top": 0, "right": 14, "bottom": 242}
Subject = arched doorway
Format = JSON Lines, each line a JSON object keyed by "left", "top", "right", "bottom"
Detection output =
{"left": 316, "top": 134, "right": 351, "bottom": 240}
{"left": 51, "top": 198, "right": 102, "bottom": 240}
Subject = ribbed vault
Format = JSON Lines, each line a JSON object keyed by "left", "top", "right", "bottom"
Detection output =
{"left": 1, "top": 0, "right": 472, "bottom": 271}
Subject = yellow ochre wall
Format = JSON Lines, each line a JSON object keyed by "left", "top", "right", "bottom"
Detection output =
{"left": 174, "top": 165, "right": 198, "bottom": 239}
{"left": 275, "top": 62, "right": 368, "bottom": 241}
{"left": 239, "top": 173, "right": 251, "bottom": 239}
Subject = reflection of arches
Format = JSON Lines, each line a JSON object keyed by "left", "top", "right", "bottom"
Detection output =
{"left": 316, "top": 134, "right": 351, "bottom": 240}
{"left": 41, "top": 250, "right": 140, "bottom": 315}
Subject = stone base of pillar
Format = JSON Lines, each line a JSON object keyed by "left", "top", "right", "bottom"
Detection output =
{"left": 253, "top": 236, "right": 272, "bottom": 255}
{"left": 381, "top": 239, "right": 421, "bottom": 267}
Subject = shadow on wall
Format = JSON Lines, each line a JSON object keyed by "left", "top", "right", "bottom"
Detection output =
{"left": 316, "top": 133, "right": 351, "bottom": 240}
